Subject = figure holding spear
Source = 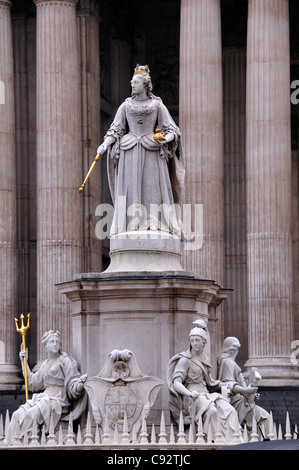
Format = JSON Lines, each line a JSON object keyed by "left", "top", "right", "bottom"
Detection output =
{"left": 15, "top": 313, "right": 30, "bottom": 402}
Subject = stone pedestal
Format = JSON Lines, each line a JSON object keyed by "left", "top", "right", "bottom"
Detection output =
{"left": 104, "top": 230, "right": 185, "bottom": 274}
{"left": 58, "top": 272, "right": 228, "bottom": 424}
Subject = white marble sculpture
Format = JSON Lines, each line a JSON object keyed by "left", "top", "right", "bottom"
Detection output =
{"left": 217, "top": 337, "right": 270, "bottom": 433}
{"left": 6, "top": 330, "right": 87, "bottom": 443}
{"left": 84, "top": 349, "right": 164, "bottom": 434}
{"left": 97, "top": 64, "right": 185, "bottom": 237}
{"left": 167, "top": 327, "right": 242, "bottom": 442}
{"left": 192, "top": 318, "right": 208, "bottom": 331}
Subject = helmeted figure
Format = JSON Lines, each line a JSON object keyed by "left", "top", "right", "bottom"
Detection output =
{"left": 167, "top": 327, "right": 241, "bottom": 442}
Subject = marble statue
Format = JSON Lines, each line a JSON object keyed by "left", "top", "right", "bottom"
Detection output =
{"left": 97, "top": 64, "right": 185, "bottom": 237}
{"left": 217, "top": 337, "right": 270, "bottom": 433}
{"left": 7, "top": 330, "right": 87, "bottom": 442}
{"left": 192, "top": 318, "right": 208, "bottom": 331}
{"left": 84, "top": 349, "right": 164, "bottom": 435}
{"left": 167, "top": 327, "right": 241, "bottom": 442}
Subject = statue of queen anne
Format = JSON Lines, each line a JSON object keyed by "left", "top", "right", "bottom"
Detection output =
{"left": 97, "top": 64, "right": 185, "bottom": 237}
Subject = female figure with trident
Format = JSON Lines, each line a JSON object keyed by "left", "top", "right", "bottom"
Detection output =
{"left": 7, "top": 330, "right": 87, "bottom": 443}
{"left": 14, "top": 313, "right": 30, "bottom": 402}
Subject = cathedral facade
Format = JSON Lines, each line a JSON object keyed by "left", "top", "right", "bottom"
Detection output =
{"left": 0, "top": 0, "right": 299, "bottom": 419}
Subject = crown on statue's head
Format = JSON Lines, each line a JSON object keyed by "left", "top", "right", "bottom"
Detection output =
{"left": 134, "top": 64, "right": 150, "bottom": 75}
{"left": 42, "top": 329, "right": 61, "bottom": 344}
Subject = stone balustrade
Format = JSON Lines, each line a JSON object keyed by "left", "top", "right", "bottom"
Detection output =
{"left": 0, "top": 409, "right": 297, "bottom": 450}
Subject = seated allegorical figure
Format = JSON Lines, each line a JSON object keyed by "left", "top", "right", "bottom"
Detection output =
{"left": 167, "top": 327, "right": 242, "bottom": 442}
{"left": 7, "top": 330, "right": 87, "bottom": 443}
{"left": 217, "top": 336, "right": 270, "bottom": 434}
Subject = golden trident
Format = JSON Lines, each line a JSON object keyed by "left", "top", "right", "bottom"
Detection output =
{"left": 78, "top": 153, "right": 101, "bottom": 193}
{"left": 14, "top": 313, "right": 30, "bottom": 402}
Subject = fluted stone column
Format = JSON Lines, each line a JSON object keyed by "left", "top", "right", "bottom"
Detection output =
{"left": 0, "top": 0, "right": 21, "bottom": 388}
{"left": 34, "top": 0, "right": 82, "bottom": 359}
{"left": 223, "top": 47, "right": 248, "bottom": 365}
{"left": 77, "top": 1, "right": 102, "bottom": 274}
{"left": 179, "top": 0, "right": 225, "bottom": 346}
{"left": 245, "top": 0, "right": 299, "bottom": 384}
{"left": 12, "top": 12, "right": 31, "bottom": 324}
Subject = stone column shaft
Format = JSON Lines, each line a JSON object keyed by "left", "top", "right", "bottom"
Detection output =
{"left": 35, "top": 0, "right": 82, "bottom": 359}
{"left": 12, "top": 13, "right": 31, "bottom": 317}
{"left": 77, "top": 3, "right": 102, "bottom": 274}
{"left": 0, "top": 0, "right": 21, "bottom": 387}
{"left": 180, "top": 0, "right": 224, "bottom": 281}
{"left": 179, "top": 0, "right": 225, "bottom": 346}
{"left": 223, "top": 47, "right": 248, "bottom": 365}
{"left": 246, "top": 0, "right": 298, "bottom": 384}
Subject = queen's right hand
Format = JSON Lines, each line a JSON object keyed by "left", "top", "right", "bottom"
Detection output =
{"left": 97, "top": 143, "right": 107, "bottom": 155}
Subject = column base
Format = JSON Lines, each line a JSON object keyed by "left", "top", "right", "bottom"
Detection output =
{"left": 244, "top": 357, "right": 299, "bottom": 386}
{"left": 0, "top": 364, "right": 23, "bottom": 390}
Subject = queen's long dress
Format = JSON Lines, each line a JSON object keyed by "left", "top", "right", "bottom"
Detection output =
{"left": 105, "top": 96, "right": 185, "bottom": 236}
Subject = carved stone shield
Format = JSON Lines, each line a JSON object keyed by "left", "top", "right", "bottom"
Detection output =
{"left": 84, "top": 349, "right": 164, "bottom": 434}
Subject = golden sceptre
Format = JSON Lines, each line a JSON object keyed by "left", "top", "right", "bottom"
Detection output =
{"left": 15, "top": 313, "right": 30, "bottom": 402}
{"left": 78, "top": 153, "right": 101, "bottom": 193}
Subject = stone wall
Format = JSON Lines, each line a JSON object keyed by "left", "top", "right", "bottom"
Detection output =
{"left": 0, "top": 391, "right": 28, "bottom": 417}
{"left": 256, "top": 387, "right": 299, "bottom": 435}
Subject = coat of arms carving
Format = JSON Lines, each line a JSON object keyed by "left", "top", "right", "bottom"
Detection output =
{"left": 84, "top": 349, "right": 164, "bottom": 434}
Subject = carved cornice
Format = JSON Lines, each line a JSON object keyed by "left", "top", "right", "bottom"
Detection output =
{"left": 0, "top": 0, "right": 12, "bottom": 8}
{"left": 77, "top": 0, "right": 99, "bottom": 15}
{"left": 34, "top": 0, "right": 78, "bottom": 6}
{"left": 77, "top": 1, "right": 101, "bottom": 22}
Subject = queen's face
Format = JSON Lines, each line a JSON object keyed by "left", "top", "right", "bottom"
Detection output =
{"left": 131, "top": 76, "right": 145, "bottom": 96}
{"left": 190, "top": 335, "right": 206, "bottom": 353}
